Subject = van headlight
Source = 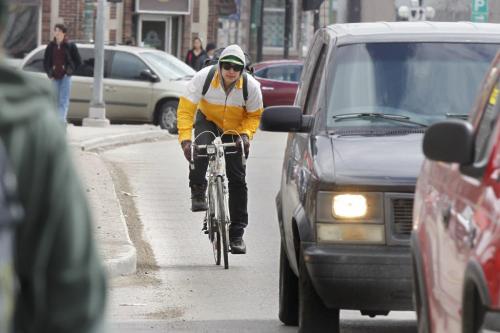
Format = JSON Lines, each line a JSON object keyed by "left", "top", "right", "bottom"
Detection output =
{"left": 332, "top": 194, "right": 367, "bottom": 218}
{"left": 316, "top": 192, "right": 383, "bottom": 222}
{"left": 315, "top": 191, "right": 385, "bottom": 244}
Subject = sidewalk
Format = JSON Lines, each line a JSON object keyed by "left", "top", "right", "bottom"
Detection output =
{"left": 67, "top": 124, "right": 173, "bottom": 278}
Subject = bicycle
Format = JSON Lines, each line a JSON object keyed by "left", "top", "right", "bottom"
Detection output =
{"left": 190, "top": 131, "right": 246, "bottom": 269}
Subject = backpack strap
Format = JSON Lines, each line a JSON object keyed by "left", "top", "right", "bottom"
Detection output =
{"left": 242, "top": 72, "right": 248, "bottom": 104}
{"left": 202, "top": 65, "right": 217, "bottom": 97}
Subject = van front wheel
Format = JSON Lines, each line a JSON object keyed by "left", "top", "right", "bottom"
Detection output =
{"left": 298, "top": 249, "right": 340, "bottom": 333}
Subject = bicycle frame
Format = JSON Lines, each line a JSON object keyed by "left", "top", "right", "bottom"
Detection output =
{"left": 191, "top": 131, "right": 246, "bottom": 269}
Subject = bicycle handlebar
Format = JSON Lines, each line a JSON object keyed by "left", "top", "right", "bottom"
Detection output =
{"left": 189, "top": 140, "right": 246, "bottom": 169}
{"left": 195, "top": 142, "right": 237, "bottom": 149}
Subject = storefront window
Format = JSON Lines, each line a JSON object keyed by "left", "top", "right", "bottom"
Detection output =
{"left": 263, "top": 0, "right": 285, "bottom": 47}
{"left": 263, "top": 0, "right": 295, "bottom": 49}
{"left": 3, "top": 4, "right": 39, "bottom": 58}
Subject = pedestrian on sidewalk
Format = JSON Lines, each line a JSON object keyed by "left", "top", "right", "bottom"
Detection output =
{"left": 177, "top": 44, "right": 264, "bottom": 254}
{"left": 185, "top": 37, "right": 208, "bottom": 71}
{"left": 43, "top": 23, "right": 81, "bottom": 124}
{"left": 0, "top": 3, "right": 107, "bottom": 331}
{"left": 206, "top": 42, "right": 216, "bottom": 60}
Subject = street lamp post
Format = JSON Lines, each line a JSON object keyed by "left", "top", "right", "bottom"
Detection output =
{"left": 83, "top": 0, "right": 110, "bottom": 127}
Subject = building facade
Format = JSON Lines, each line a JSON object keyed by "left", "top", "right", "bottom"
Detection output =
{"left": 5, "top": 0, "right": 500, "bottom": 61}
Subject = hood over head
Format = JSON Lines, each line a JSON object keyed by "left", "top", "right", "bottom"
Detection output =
{"left": 219, "top": 44, "right": 245, "bottom": 67}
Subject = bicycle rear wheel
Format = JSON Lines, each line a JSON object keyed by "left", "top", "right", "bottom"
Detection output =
{"left": 216, "top": 177, "right": 229, "bottom": 269}
{"left": 208, "top": 182, "right": 221, "bottom": 265}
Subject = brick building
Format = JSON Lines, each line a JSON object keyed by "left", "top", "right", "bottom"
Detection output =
{"left": 5, "top": 0, "right": 500, "bottom": 60}
{"left": 3, "top": 0, "right": 311, "bottom": 62}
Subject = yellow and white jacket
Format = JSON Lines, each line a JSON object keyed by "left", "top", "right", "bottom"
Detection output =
{"left": 176, "top": 65, "right": 264, "bottom": 143}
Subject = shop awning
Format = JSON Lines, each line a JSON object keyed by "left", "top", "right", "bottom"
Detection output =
{"left": 7, "top": 0, "right": 41, "bottom": 4}
{"left": 136, "top": 0, "right": 191, "bottom": 15}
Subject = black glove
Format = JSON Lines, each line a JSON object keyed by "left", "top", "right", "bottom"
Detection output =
{"left": 236, "top": 134, "right": 250, "bottom": 158}
{"left": 181, "top": 140, "right": 192, "bottom": 162}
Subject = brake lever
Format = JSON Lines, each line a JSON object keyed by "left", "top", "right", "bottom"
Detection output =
{"left": 240, "top": 141, "right": 246, "bottom": 166}
{"left": 190, "top": 144, "right": 195, "bottom": 170}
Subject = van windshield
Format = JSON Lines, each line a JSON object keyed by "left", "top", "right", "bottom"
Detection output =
{"left": 141, "top": 51, "right": 195, "bottom": 80}
{"left": 327, "top": 42, "right": 500, "bottom": 128}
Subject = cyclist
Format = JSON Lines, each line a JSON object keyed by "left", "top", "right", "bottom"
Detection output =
{"left": 177, "top": 44, "right": 263, "bottom": 254}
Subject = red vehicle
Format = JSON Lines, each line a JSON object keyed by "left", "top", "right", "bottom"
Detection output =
{"left": 412, "top": 53, "right": 500, "bottom": 333}
{"left": 253, "top": 59, "right": 303, "bottom": 107}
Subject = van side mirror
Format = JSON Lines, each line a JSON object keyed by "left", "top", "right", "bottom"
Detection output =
{"left": 423, "top": 120, "right": 474, "bottom": 165}
{"left": 140, "top": 69, "right": 160, "bottom": 82}
{"left": 260, "top": 106, "right": 313, "bottom": 133}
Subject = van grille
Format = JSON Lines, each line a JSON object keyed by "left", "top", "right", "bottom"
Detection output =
{"left": 392, "top": 198, "right": 414, "bottom": 236}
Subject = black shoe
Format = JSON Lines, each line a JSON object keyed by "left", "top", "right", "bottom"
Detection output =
{"left": 191, "top": 185, "right": 207, "bottom": 212}
{"left": 230, "top": 238, "right": 246, "bottom": 254}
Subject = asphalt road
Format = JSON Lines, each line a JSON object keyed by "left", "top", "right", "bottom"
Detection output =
{"left": 103, "top": 131, "right": 416, "bottom": 332}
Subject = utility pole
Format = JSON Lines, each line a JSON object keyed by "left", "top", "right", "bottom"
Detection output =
{"left": 347, "top": 0, "right": 361, "bottom": 22}
{"left": 313, "top": 9, "right": 320, "bottom": 31}
{"left": 257, "top": 0, "right": 264, "bottom": 62}
{"left": 83, "top": 0, "right": 110, "bottom": 127}
{"left": 284, "top": 0, "right": 291, "bottom": 58}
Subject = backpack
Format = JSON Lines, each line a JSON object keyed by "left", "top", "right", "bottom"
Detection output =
{"left": 0, "top": 140, "right": 23, "bottom": 333}
{"left": 202, "top": 47, "right": 255, "bottom": 104}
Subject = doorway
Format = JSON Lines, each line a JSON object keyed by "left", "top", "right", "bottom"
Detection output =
{"left": 138, "top": 15, "right": 171, "bottom": 52}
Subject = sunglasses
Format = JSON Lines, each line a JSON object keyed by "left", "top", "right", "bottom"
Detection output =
{"left": 221, "top": 62, "right": 244, "bottom": 72}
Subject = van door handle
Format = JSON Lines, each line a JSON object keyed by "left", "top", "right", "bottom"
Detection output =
{"left": 262, "top": 86, "right": 274, "bottom": 91}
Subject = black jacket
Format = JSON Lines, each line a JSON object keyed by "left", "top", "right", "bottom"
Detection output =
{"left": 43, "top": 40, "right": 81, "bottom": 78}
{"left": 185, "top": 49, "right": 208, "bottom": 71}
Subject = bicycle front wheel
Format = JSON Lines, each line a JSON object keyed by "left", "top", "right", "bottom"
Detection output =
{"left": 208, "top": 182, "right": 221, "bottom": 265}
{"left": 216, "top": 177, "right": 229, "bottom": 269}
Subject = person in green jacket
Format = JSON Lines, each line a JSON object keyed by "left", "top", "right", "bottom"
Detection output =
{"left": 0, "top": 2, "right": 107, "bottom": 332}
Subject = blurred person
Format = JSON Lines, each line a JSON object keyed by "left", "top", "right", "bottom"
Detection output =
{"left": 0, "top": 2, "right": 107, "bottom": 332}
{"left": 185, "top": 37, "right": 208, "bottom": 71}
{"left": 206, "top": 43, "right": 216, "bottom": 60}
{"left": 43, "top": 23, "right": 81, "bottom": 124}
{"left": 177, "top": 44, "right": 263, "bottom": 254}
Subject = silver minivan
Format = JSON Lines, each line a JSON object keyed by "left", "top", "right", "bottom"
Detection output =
{"left": 20, "top": 44, "right": 194, "bottom": 133}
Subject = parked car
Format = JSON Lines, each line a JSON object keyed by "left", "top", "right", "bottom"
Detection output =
{"left": 19, "top": 44, "right": 195, "bottom": 133}
{"left": 259, "top": 22, "right": 500, "bottom": 332}
{"left": 412, "top": 52, "right": 500, "bottom": 333}
{"left": 253, "top": 59, "right": 302, "bottom": 107}
{"left": 4, "top": 57, "right": 22, "bottom": 69}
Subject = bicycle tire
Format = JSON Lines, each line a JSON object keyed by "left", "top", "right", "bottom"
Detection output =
{"left": 216, "top": 177, "right": 229, "bottom": 269}
{"left": 208, "top": 182, "right": 221, "bottom": 265}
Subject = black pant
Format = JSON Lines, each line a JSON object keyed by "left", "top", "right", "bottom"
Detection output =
{"left": 189, "top": 112, "right": 248, "bottom": 239}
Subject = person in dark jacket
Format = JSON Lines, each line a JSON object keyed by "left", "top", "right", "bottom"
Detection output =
{"left": 185, "top": 37, "right": 208, "bottom": 71}
{"left": 0, "top": 4, "right": 107, "bottom": 332}
{"left": 43, "top": 24, "right": 81, "bottom": 123}
{"left": 206, "top": 42, "right": 216, "bottom": 60}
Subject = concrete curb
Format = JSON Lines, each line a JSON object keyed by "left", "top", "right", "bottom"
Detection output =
{"left": 102, "top": 171, "right": 137, "bottom": 279}
{"left": 104, "top": 244, "right": 137, "bottom": 278}
{"left": 70, "top": 127, "right": 176, "bottom": 279}
{"left": 70, "top": 129, "right": 173, "bottom": 151}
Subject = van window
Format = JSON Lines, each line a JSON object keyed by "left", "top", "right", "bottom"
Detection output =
{"left": 74, "top": 48, "right": 96, "bottom": 77}
{"left": 23, "top": 49, "right": 44, "bottom": 73}
{"left": 109, "top": 51, "right": 149, "bottom": 81}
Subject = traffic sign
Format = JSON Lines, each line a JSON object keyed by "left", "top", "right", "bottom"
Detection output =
{"left": 471, "top": 0, "right": 489, "bottom": 22}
